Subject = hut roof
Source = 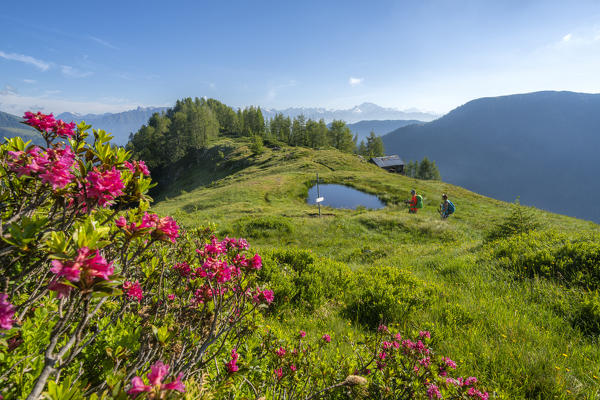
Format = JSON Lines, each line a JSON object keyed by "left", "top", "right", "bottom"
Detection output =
{"left": 370, "top": 155, "right": 404, "bottom": 168}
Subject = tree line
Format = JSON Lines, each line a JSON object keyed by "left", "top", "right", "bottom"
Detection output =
{"left": 123, "top": 98, "right": 457, "bottom": 182}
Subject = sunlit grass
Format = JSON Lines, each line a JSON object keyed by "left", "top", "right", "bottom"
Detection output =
{"left": 153, "top": 138, "right": 600, "bottom": 399}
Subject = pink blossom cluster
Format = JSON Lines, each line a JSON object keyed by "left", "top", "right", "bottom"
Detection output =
{"left": 50, "top": 247, "right": 113, "bottom": 282}
{"left": 0, "top": 294, "right": 15, "bottom": 330}
{"left": 226, "top": 348, "right": 239, "bottom": 373}
{"left": 115, "top": 212, "right": 179, "bottom": 243}
{"left": 124, "top": 160, "right": 150, "bottom": 176}
{"left": 7, "top": 145, "right": 75, "bottom": 189}
{"left": 250, "top": 288, "right": 274, "bottom": 304}
{"left": 23, "top": 112, "right": 76, "bottom": 137}
{"left": 426, "top": 383, "right": 442, "bottom": 399}
{"left": 275, "top": 347, "right": 286, "bottom": 358}
{"left": 322, "top": 334, "right": 331, "bottom": 343}
{"left": 123, "top": 281, "right": 143, "bottom": 302}
{"left": 128, "top": 361, "right": 185, "bottom": 398}
{"left": 172, "top": 262, "right": 192, "bottom": 277}
{"left": 83, "top": 167, "right": 124, "bottom": 207}
{"left": 49, "top": 247, "right": 113, "bottom": 297}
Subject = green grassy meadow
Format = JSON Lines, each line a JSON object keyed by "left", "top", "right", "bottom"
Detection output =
{"left": 152, "top": 137, "right": 600, "bottom": 399}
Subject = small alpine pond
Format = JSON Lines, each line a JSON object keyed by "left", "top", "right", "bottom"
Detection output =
{"left": 306, "top": 184, "right": 385, "bottom": 210}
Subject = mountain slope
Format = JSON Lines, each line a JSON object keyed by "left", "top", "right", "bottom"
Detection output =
{"left": 0, "top": 111, "right": 43, "bottom": 144}
{"left": 382, "top": 91, "right": 600, "bottom": 222}
{"left": 346, "top": 119, "right": 423, "bottom": 141}
{"left": 262, "top": 102, "right": 439, "bottom": 123}
{"left": 57, "top": 107, "right": 167, "bottom": 145}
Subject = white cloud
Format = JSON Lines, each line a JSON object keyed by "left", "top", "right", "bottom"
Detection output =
{"left": 23, "top": 79, "right": 36, "bottom": 84}
{"left": 562, "top": 33, "right": 572, "bottom": 42}
{"left": 61, "top": 65, "right": 93, "bottom": 78}
{"left": 0, "top": 85, "right": 18, "bottom": 95}
{"left": 349, "top": 77, "right": 364, "bottom": 86}
{"left": 0, "top": 50, "right": 50, "bottom": 71}
{"left": 88, "top": 35, "right": 119, "bottom": 50}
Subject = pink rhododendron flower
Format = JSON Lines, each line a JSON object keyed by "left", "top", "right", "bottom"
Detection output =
{"left": 274, "top": 368, "right": 283, "bottom": 379}
{"left": 226, "top": 348, "right": 239, "bottom": 373}
{"left": 465, "top": 377, "right": 478, "bottom": 386}
{"left": 124, "top": 160, "right": 150, "bottom": 176}
{"left": 262, "top": 289, "right": 274, "bottom": 304}
{"left": 53, "top": 119, "right": 76, "bottom": 137}
{"left": 172, "top": 262, "right": 192, "bottom": 277}
{"left": 290, "top": 364, "right": 297, "bottom": 372}
{"left": 155, "top": 216, "right": 179, "bottom": 243}
{"left": 0, "top": 294, "right": 16, "bottom": 330}
{"left": 115, "top": 216, "right": 127, "bottom": 228}
{"left": 378, "top": 352, "right": 387, "bottom": 360}
{"left": 426, "top": 384, "right": 442, "bottom": 399}
{"left": 419, "top": 330, "right": 431, "bottom": 339}
{"left": 382, "top": 341, "right": 393, "bottom": 349}
{"left": 322, "top": 334, "right": 331, "bottom": 343}
{"left": 419, "top": 356, "right": 431, "bottom": 367}
{"left": 394, "top": 332, "right": 402, "bottom": 341}
{"left": 23, "top": 111, "right": 56, "bottom": 132}
{"left": 251, "top": 254, "right": 262, "bottom": 269}
{"left": 147, "top": 361, "right": 170, "bottom": 386}
{"left": 275, "top": 347, "right": 286, "bottom": 357}
{"left": 123, "top": 281, "right": 143, "bottom": 302}
{"left": 378, "top": 324, "right": 389, "bottom": 333}
{"left": 299, "top": 330, "right": 306, "bottom": 338}
{"left": 39, "top": 146, "right": 75, "bottom": 189}
{"left": 84, "top": 167, "right": 124, "bottom": 207}
{"left": 50, "top": 247, "right": 114, "bottom": 284}
{"left": 6, "top": 147, "right": 49, "bottom": 177}
{"left": 167, "top": 294, "right": 176, "bottom": 301}
{"left": 127, "top": 376, "right": 152, "bottom": 397}
{"left": 443, "top": 357, "right": 457, "bottom": 369}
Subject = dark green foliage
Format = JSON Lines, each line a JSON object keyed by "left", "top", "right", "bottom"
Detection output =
{"left": 357, "top": 131, "right": 385, "bottom": 158}
{"left": 250, "top": 135, "right": 264, "bottom": 155}
{"left": 329, "top": 120, "right": 356, "bottom": 153}
{"left": 404, "top": 157, "right": 441, "bottom": 180}
{"left": 258, "top": 249, "right": 351, "bottom": 313}
{"left": 234, "top": 215, "right": 293, "bottom": 238}
{"left": 489, "top": 230, "right": 600, "bottom": 289}
{"left": 486, "top": 199, "right": 542, "bottom": 241}
{"left": 572, "top": 291, "right": 600, "bottom": 336}
{"left": 343, "top": 266, "right": 435, "bottom": 329}
{"left": 127, "top": 97, "right": 220, "bottom": 168}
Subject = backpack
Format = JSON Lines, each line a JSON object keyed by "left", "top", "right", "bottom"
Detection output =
{"left": 416, "top": 195, "right": 423, "bottom": 208}
{"left": 447, "top": 200, "right": 455, "bottom": 214}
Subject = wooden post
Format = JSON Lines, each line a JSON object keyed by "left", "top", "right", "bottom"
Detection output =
{"left": 316, "top": 173, "right": 321, "bottom": 218}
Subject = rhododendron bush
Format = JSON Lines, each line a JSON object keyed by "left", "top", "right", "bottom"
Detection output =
{"left": 0, "top": 114, "right": 272, "bottom": 399}
{"left": 0, "top": 113, "right": 490, "bottom": 400}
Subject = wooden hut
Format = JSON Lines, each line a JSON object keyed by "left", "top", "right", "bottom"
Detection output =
{"left": 369, "top": 155, "right": 405, "bottom": 174}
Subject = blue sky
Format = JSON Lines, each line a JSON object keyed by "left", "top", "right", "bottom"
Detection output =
{"left": 2, "top": 0, "right": 600, "bottom": 116}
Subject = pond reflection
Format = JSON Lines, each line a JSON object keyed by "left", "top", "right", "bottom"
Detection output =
{"left": 307, "top": 184, "right": 385, "bottom": 210}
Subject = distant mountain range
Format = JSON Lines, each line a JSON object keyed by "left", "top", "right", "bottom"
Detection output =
{"left": 382, "top": 91, "right": 600, "bottom": 223}
{"left": 262, "top": 103, "right": 439, "bottom": 124}
{"left": 57, "top": 107, "right": 168, "bottom": 145}
{"left": 346, "top": 120, "right": 423, "bottom": 142}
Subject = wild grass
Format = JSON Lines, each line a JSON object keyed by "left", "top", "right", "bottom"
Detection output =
{"left": 152, "top": 138, "right": 600, "bottom": 399}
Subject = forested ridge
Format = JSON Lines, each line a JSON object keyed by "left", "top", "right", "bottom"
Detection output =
{"left": 127, "top": 97, "right": 386, "bottom": 170}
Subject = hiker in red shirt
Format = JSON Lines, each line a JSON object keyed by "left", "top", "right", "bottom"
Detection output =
{"left": 405, "top": 189, "right": 418, "bottom": 213}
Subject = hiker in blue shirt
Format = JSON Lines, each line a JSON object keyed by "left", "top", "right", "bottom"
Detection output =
{"left": 439, "top": 194, "right": 455, "bottom": 219}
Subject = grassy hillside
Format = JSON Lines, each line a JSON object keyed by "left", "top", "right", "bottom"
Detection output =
{"left": 152, "top": 138, "right": 600, "bottom": 399}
